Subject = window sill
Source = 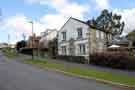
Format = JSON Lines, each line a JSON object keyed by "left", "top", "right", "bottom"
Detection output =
{"left": 78, "top": 53, "right": 86, "bottom": 55}
{"left": 62, "top": 40, "right": 66, "bottom": 42}
{"left": 77, "top": 37, "right": 83, "bottom": 40}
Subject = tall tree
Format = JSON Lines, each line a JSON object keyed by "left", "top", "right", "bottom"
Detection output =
{"left": 16, "top": 40, "right": 27, "bottom": 51}
{"left": 87, "top": 9, "right": 125, "bottom": 36}
{"left": 126, "top": 30, "right": 135, "bottom": 46}
{"left": 127, "top": 30, "right": 135, "bottom": 40}
{"left": 126, "top": 30, "right": 135, "bottom": 55}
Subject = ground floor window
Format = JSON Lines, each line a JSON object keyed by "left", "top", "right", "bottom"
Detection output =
{"left": 61, "top": 46, "right": 67, "bottom": 55}
{"left": 78, "top": 44, "right": 86, "bottom": 55}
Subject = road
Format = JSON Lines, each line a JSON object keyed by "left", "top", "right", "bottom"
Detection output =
{"left": 0, "top": 53, "right": 132, "bottom": 90}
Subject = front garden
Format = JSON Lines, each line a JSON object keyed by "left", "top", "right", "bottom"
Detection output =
{"left": 24, "top": 59, "right": 135, "bottom": 86}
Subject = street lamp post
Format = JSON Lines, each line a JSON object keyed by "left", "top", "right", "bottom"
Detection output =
{"left": 8, "top": 34, "right": 10, "bottom": 48}
{"left": 29, "top": 21, "right": 34, "bottom": 60}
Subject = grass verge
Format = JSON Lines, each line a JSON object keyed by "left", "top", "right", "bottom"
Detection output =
{"left": 2, "top": 49, "right": 17, "bottom": 59}
{"left": 24, "top": 59, "right": 135, "bottom": 85}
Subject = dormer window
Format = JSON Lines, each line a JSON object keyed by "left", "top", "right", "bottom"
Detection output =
{"left": 77, "top": 28, "right": 83, "bottom": 39}
{"left": 62, "top": 31, "right": 66, "bottom": 41}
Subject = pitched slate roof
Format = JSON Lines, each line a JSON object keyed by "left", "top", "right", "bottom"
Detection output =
{"left": 59, "top": 17, "right": 112, "bottom": 34}
{"left": 70, "top": 17, "right": 89, "bottom": 25}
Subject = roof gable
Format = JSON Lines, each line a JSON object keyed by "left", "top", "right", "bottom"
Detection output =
{"left": 58, "top": 17, "right": 113, "bottom": 34}
{"left": 58, "top": 17, "right": 89, "bottom": 32}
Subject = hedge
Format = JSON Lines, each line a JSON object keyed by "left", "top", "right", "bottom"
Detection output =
{"left": 56, "top": 55, "right": 86, "bottom": 64}
{"left": 19, "top": 48, "right": 48, "bottom": 56}
{"left": 90, "top": 52, "right": 135, "bottom": 70}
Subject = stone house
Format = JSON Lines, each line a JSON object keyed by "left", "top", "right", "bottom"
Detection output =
{"left": 58, "top": 17, "right": 113, "bottom": 59}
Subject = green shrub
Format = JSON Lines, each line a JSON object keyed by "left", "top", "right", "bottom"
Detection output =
{"left": 90, "top": 53, "right": 135, "bottom": 70}
{"left": 56, "top": 55, "right": 86, "bottom": 64}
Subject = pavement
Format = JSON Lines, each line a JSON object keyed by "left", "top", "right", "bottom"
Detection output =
{"left": 0, "top": 52, "right": 133, "bottom": 90}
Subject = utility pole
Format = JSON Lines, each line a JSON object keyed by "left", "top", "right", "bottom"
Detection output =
{"left": 29, "top": 21, "right": 34, "bottom": 60}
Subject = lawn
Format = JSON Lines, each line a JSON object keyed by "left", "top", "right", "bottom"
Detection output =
{"left": 24, "top": 59, "right": 135, "bottom": 85}
{"left": 24, "top": 59, "right": 64, "bottom": 70}
{"left": 2, "top": 49, "right": 18, "bottom": 59}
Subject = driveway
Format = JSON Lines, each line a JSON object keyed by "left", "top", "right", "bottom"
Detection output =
{"left": 0, "top": 53, "right": 132, "bottom": 90}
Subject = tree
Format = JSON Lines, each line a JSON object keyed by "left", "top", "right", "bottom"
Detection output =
{"left": 126, "top": 30, "right": 135, "bottom": 46}
{"left": 126, "top": 30, "right": 135, "bottom": 56}
{"left": 87, "top": 9, "right": 125, "bottom": 36}
{"left": 127, "top": 30, "right": 135, "bottom": 40}
{"left": 16, "top": 40, "right": 27, "bottom": 51}
{"left": 87, "top": 9, "right": 125, "bottom": 46}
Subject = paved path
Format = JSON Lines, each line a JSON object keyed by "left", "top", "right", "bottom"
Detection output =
{"left": 0, "top": 53, "right": 133, "bottom": 90}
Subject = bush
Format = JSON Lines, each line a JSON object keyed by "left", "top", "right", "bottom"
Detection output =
{"left": 90, "top": 52, "right": 135, "bottom": 70}
{"left": 56, "top": 55, "right": 86, "bottom": 64}
{"left": 20, "top": 48, "right": 33, "bottom": 55}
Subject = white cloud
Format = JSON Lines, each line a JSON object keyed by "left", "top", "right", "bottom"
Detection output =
{"left": 40, "top": 0, "right": 89, "bottom": 18}
{"left": 95, "top": 0, "right": 110, "bottom": 10}
{"left": 40, "top": 14, "right": 68, "bottom": 30}
{"left": 2, "top": 14, "right": 45, "bottom": 43}
{"left": 4, "top": 14, "right": 45, "bottom": 35}
{"left": 4, "top": 14, "right": 30, "bottom": 33}
{"left": 25, "top": 0, "right": 90, "bottom": 23}
{"left": 4, "top": 0, "right": 90, "bottom": 43}
{"left": 24, "top": 0, "right": 90, "bottom": 19}
{"left": 59, "top": 3, "right": 89, "bottom": 19}
{"left": 113, "top": 8, "right": 135, "bottom": 35}
{"left": 37, "top": 0, "right": 90, "bottom": 31}
{"left": 1, "top": 13, "right": 68, "bottom": 44}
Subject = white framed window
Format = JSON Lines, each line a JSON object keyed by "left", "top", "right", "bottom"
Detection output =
{"left": 108, "top": 34, "right": 111, "bottom": 40}
{"left": 77, "top": 28, "right": 83, "bottom": 39}
{"left": 61, "top": 46, "right": 67, "bottom": 55}
{"left": 78, "top": 44, "right": 86, "bottom": 55}
{"left": 101, "top": 32, "right": 104, "bottom": 39}
{"left": 62, "top": 32, "right": 66, "bottom": 41}
{"left": 109, "top": 34, "right": 112, "bottom": 40}
{"left": 96, "top": 30, "right": 100, "bottom": 38}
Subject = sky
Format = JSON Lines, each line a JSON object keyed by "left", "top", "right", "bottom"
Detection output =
{"left": 0, "top": 0, "right": 135, "bottom": 44}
